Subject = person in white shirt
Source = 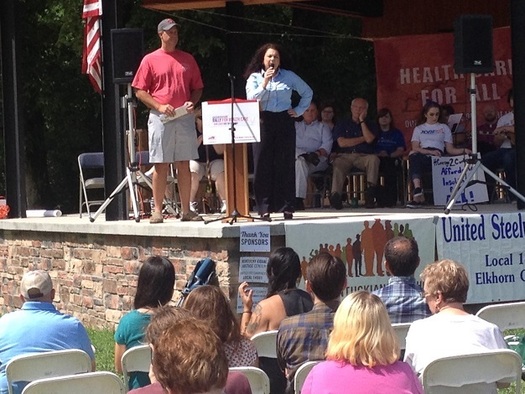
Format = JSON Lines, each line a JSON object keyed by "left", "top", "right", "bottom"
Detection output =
{"left": 294, "top": 102, "right": 333, "bottom": 210}
{"left": 404, "top": 259, "right": 508, "bottom": 393}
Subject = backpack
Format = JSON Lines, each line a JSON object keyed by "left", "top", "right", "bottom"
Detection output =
{"left": 176, "top": 258, "right": 217, "bottom": 306}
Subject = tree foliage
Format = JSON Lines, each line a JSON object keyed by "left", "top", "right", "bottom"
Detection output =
{"left": 0, "top": 0, "right": 375, "bottom": 213}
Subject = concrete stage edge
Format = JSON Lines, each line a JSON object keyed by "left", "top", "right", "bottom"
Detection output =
{"left": 0, "top": 203, "right": 518, "bottom": 329}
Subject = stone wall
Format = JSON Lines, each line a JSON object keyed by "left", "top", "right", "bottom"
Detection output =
{"left": 0, "top": 230, "right": 245, "bottom": 330}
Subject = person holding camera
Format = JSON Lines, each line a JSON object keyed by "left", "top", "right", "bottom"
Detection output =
{"left": 295, "top": 102, "right": 333, "bottom": 210}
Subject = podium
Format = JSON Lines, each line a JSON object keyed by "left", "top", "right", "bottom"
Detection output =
{"left": 202, "top": 99, "right": 260, "bottom": 222}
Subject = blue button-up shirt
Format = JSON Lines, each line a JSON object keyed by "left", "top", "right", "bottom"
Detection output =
{"left": 373, "top": 276, "right": 431, "bottom": 324}
{"left": 245, "top": 68, "right": 313, "bottom": 116}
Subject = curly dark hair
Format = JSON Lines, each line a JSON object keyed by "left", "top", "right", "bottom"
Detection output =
{"left": 243, "top": 42, "right": 290, "bottom": 79}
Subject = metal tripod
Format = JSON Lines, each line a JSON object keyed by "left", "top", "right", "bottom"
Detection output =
{"left": 90, "top": 84, "right": 178, "bottom": 222}
{"left": 444, "top": 74, "right": 525, "bottom": 214}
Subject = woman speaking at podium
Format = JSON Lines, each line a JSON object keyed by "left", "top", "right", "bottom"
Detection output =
{"left": 244, "top": 43, "right": 313, "bottom": 220}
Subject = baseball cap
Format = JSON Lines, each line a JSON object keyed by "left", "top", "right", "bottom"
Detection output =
{"left": 158, "top": 18, "right": 179, "bottom": 32}
{"left": 20, "top": 270, "right": 53, "bottom": 299}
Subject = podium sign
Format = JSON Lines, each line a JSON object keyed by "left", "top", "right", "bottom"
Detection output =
{"left": 202, "top": 99, "right": 260, "bottom": 145}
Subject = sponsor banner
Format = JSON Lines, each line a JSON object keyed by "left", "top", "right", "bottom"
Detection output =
{"left": 436, "top": 212, "right": 525, "bottom": 303}
{"left": 285, "top": 214, "right": 436, "bottom": 295}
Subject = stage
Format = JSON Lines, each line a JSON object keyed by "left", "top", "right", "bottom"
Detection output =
{"left": 0, "top": 201, "right": 521, "bottom": 329}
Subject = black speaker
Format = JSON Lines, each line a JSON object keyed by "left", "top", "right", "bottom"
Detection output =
{"left": 454, "top": 15, "right": 494, "bottom": 74}
{"left": 111, "top": 28, "right": 144, "bottom": 84}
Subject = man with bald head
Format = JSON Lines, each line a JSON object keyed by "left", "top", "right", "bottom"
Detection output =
{"left": 329, "top": 98, "right": 380, "bottom": 209}
{"left": 477, "top": 103, "right": 499, "bottom": 155}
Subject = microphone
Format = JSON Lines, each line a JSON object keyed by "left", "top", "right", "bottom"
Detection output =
{"left": 269, "top": 62, "right": 275, "bottom": 82}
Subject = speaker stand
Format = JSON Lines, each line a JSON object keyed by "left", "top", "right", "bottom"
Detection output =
{"left": 444, "top": 74, "right": 525, "bottom": 213}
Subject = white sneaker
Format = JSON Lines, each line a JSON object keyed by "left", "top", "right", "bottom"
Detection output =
{"left": 220, "top": 200, "right": 227, "bottom": 214}
{"left": 190, "top": 201, "right": 199, "bottom": 213}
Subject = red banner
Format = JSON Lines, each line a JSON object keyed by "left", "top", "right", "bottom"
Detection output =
{"left": 374, "top": 27, "right": 512, "bottom": 146}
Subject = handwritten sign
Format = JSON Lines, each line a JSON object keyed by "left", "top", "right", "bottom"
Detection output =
{"left": 239, "top": 226, "right": 271, "bottom": 252}
{"left": 239, "top": 257, "right": 269, "bottom": 283}
{"left": 431, "top": 155, "right": 488, "bottom": 206}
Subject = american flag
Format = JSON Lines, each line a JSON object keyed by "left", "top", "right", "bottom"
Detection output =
{"left": 82, "top": 0, "right": 103, "bottom": 93}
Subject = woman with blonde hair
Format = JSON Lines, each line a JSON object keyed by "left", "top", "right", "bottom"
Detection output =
{"left": 302, "top": 291, "right": 422, "bottom": 394}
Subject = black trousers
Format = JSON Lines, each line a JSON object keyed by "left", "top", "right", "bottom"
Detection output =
{"left": 252, "top": 111, "right": 295, "bottom": 214}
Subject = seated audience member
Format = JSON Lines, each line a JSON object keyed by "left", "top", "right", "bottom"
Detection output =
{"left": 372, "top": 237, "right": 430, "bottom": 323}
{"left": 184, "top": 285, "right": 258, "bottom": 367}
{"left": 481, "top": 89, "right": 516, "bottom": 200}
{"left": 374, "top": 108, "right": 406, "bottom": 207}
{"left": 131, "top": 312, "right": 250, "bottom": 394}
{"left": 477, "top": 103, "right": 499, "bottom": 155}
{"left": 239, "top": 247, "right": 313, "bottom": 394}
{"left": 302, "top": 291, "right": 423, "bottom": 394}
{"left": 190, "top": 107, "right": 227, "bottom": 214}
{"left": 115, "top": 256, "right": 175, "bottom": 390}
{"left": 319, "top": 102, "right": 336, "bottom": 132}
{"left": 0, "top": 270, "right": 96, "bottom": 394}
{"left": 329, "top": 97, "right": 380, "bottom": 210}
{"left": 295, "top": 101, "right": 333, "bottom": 210}
{"left": 404, "top": 259, "right": 508, "bottom": 392}
{"left": 407, "top": 101, "right": 471, "bottom": 207}
{"left": 129, "top": 306, "right": 252, "bottom": 394}
{"left": 277, "top": 253, "right": 346, "bottom": 393}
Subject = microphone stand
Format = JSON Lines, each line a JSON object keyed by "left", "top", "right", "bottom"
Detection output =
{"left": 205, "top": 74, "right": 269, "bottom": 225}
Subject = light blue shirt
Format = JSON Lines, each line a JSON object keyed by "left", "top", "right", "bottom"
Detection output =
{"left": 0, "top": 301, "right": 95, "bottom": 394}
{"left": 295, "top": 120, "right": 333, "bottom": 156}
{"left": 245, "top": 68, "right": 313, "bottom": 116}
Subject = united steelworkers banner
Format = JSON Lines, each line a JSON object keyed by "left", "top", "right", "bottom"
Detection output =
{"left": 436, "top": 212, "right": 525, "bottom": 303}
{"left": 374, "top": 27, "right": 512, "bottom": 146}
{"left": 285, "top": 214, "right": 436, "bottom": 295}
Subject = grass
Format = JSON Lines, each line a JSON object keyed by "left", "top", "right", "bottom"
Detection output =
{"left": 87, "top": 328, "right": 117, "bottom": 374}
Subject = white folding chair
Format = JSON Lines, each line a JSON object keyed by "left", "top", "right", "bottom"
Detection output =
{"left": 21, "top": 371, "right": 125, "bottom": 394}
{"left": 78, "top": 152, "right": 105, "bottom": 218}
{"left": 421, "top": 349, "right": 522, "bottom": 394}
{"left": 6, "top": 349, "right": 92, "bottom": 394}
{"left": 293, "top": 361, "right": 320, "bottom": 394}
{"left": 121, "top": 344, "right": 152, "bottom": 389}
{"left": 251, "top": 330, "right": 278, "bottom": 358}
{"left": 475, "top": 301, "right": 525, "bottom": 331}
{"left": 229, "top": 366, "right": 270, "bottom": 394}
{"left": 392, "top": 322, "right": 411, "bottom": 350}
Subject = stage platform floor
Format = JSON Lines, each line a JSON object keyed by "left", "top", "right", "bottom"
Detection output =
{"left": 0, "top": 201, "right": 519, "bottom": 239}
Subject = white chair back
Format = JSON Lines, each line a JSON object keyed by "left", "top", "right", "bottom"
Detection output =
{"left": 293, "top": 361, "right": 320, "bottom": 394}
{"left": 421, "top": 349, "right": 522, "bottom": 394}
{"left": 229, "top": 366, "right": 270, "bottom": 394}
{"left": 251, "top": 330, "right": 278, "bottom": 358}
{"left": 121, "top": 345, "right": 152, "bottom": 389}
{"left": 21, "top": 371, "right": 125, "bottom": 394}
{"left": 475, "top": 301, "right": 525, "bottom": 331}
{"left": 6, "top": 349, "right": 92, "bottom": 394}
{"left": 392, "top": 322, "right": 411, "bottom": 350}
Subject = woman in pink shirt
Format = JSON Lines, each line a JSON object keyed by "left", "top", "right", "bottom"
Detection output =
{"left": 302, "top": 291, "right": 422, "bottom": 394}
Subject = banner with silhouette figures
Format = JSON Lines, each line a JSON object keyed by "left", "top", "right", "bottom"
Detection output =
{"left": 285, "top": 214, "right": 436, "bottom": 296}
{"left": 374, "top": 27, "right": 512, "bottom": 147}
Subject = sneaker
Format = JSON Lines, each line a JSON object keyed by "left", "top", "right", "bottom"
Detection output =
{"left": 329, "top": 192, "right": 343, "bottom": 210}
{"left": 150, "top": 211, "right": 164, "bottom": 224}
{"left": 413, "top": 187, "right": 424, "bottom": 198}
{"left": 220, "top": 200, "right": 227, "bottom": 214}
{"left": 406, "top": 201, "right": 421, "bottom": 209}
{"left": 181, "top": 211, "right": 203, "bottom": 222}
{"left": 190, "top": 201, "right": 199, "bottom": 213}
